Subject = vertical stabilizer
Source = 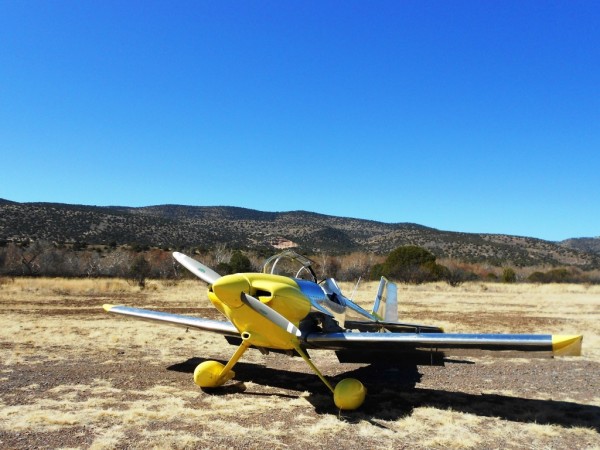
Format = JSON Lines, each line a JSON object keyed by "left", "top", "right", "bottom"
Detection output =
{"left": 371, "top": 277, "right": 398, "bottom": 322}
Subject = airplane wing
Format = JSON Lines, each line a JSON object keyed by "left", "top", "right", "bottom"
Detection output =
{"left": 102, "top": 304, "right": 239, "bottom": 337}
{"left": 103, "top": 304, "right": 582, "bottom": 360}
{"left": 304, "top": 331, "right": 582, "bottom": 359}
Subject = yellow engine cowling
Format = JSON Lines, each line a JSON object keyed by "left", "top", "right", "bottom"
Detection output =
{"left": 208, "top": 273, "right": 312, "bottom": 350}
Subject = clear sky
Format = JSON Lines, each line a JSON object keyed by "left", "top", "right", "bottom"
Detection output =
{"left": 1, "top": 1, "right": 598, "bottom": 241}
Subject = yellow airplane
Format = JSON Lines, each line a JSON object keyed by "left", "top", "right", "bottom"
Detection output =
{"left": 103, "top": 250, "right": 582, "bottom": 410}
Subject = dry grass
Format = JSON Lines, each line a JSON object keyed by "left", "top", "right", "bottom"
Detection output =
{"left": 343, "top": 280, "right": 600, "bottom": 358}
{"left": 1, "top": 278, "right": 599, "bottom": 449}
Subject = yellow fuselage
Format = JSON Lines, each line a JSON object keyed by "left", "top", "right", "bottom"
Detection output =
{"left": 208, "top": 273, "right": 312, "bottom": 349}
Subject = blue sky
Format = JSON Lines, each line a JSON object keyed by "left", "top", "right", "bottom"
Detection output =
{"left": 1, "top": 1, "right": 598, "bottom": 241}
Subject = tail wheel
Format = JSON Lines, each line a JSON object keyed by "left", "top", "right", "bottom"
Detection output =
{"left": 334, "top": 378, "right": 366, "bottom": 410}
{"left": 193, "top": 360, "right": 234, "bottom": 388}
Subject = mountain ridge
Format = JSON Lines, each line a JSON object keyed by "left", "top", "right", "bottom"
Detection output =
{"left": 1, "top": 199, "right": 598, "bottom": 268}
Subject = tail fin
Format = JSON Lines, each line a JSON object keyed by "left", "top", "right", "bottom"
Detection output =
{"left": 371, "top": 277, "right": 398, "bottom": 322}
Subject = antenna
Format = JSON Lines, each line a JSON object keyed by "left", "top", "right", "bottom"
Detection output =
{"left": 349, "top": 276, "right": 361, "bottom": 300}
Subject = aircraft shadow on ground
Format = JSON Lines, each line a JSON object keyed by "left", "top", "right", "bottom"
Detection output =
{"left": 167, "top": 357, "right": 600, "bottom": 431}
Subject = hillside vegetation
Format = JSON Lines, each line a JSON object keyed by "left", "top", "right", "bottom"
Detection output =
{"left": 1, "top": 199, "right": 599, "bottom": 270}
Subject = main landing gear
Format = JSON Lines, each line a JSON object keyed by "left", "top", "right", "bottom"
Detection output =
{"left": 192, "top": 333, "right": 366, "bottom": 410}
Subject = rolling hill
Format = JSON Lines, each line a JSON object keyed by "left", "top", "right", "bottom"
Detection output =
{"left": 1, "top": 199, "right": 598, "bottom": 268}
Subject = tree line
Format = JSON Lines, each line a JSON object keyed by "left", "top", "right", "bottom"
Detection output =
{"left": 1, "top": 240, "right": 598, "bottom": 286}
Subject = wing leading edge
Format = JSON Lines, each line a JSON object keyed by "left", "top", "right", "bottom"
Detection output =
{"left": 103, "top": 304, "right": 239, "bottom": 337}
{"left": 304, "top": 331, "right": 582, "bottom": 357}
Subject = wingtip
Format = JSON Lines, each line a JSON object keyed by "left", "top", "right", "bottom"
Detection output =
{"left": 552, "top": 335, "right": 583, "bottom": 356}
{"left": 103, "top": 304, "right": 115, "bottom": 312}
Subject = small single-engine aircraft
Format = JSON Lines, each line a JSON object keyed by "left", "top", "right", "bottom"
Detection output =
{"left": 103, "top": 250, "right": 582, "bottom": 410}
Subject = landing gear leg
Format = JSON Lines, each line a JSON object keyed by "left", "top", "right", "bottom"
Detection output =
{"left": 194, "top": 335, "right": 252, "bottom": 388}
{"left": 293, "top": 344, "right": 366, "bottom": 410}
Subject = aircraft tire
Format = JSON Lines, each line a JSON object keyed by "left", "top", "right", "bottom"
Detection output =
{"left": 333, "top": 378, "right": 366, "bottom": 410}
{"left": 193, "top": 360, "right": 234, "bottom": 388}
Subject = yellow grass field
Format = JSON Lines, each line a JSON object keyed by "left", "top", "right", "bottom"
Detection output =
{"left": 1, "top": 278, "right": 599, "bottom": 449}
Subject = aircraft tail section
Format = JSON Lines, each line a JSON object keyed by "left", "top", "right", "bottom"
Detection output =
{"left": 371, "top": 277, "right": 398, "bottom": 322}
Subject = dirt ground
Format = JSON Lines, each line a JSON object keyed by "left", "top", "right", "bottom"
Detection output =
{"left": 1, "top": 278, "right": 599, "bottom": 449}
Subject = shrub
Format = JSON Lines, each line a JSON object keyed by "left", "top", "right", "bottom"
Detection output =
{"left": 216, "top": 262, "right": 233, "bottom": 275}
{"left": 381, "top": 246, "right": 444, "bottom": 284}
{"left": 485, "top": 272, "right": 499, "bottom": 282}
{"left": 369, "top": 263, "right": 384, "bottom": 280}
{"left": 528, "top": 271, "right": 547, "bottom": 283}
{"left": 229, "top": 251, "right": 253, "bottom": 273}
{"left": 528, "top": 268, "right": 578, "bottom": 284}
{"left": 444, "top": 267, "right": 478, "bottom": 287}
{"left": 501, "top": 267, "right": 516, "bottom": 283}
{"left": 130, "top": 255, "right": 151, "bottom": 288}
{"left": 545, "top": 268, "right": 571, "bottom": 283}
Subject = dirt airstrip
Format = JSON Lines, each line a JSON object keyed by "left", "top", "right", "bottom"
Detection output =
{"left": 1, "top": 278, "right": 599, "bottom": 449}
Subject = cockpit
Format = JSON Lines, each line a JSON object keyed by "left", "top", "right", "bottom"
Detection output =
{"left": 262, "top": 250, "right": 318, "bottom": 282}
{"left": 262, "top": 250, "right": 378, "bottom": 325}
